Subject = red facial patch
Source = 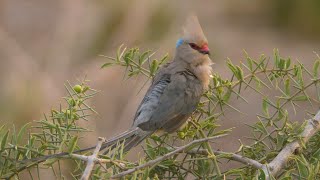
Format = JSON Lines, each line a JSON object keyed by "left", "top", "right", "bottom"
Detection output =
{"left": 200, "top": 44, "right": 209, "bottom": 52}
{"left": 189, "top": 43, "right": 210, "bottom": 54}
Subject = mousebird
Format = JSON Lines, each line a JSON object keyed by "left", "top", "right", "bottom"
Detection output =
{"left": 19, "top": 15, "right": 213, "bottom": 165}
{"left": 101, "top": 15, "right": 213, "bottom": 152}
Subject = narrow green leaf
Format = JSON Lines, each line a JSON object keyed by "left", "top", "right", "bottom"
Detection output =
{"left": 287, "top": 137, "right": 295, "bottom": 142}
{"left": 284, "top": 78, "right": 290, "bottom": 96}
{"left": 246, "top": 56, "right": 253, "bottom": 71}
{"left": 312, "top": 149, "right": 320, "bottom": 163}
{"left": 68, "top": 136, "right": 78, "bottom": 153}
{"left": 41, "top": 120, "right": 57, "bottom": 129}
{"left": 1, "top": 130, "right": 9, "bottom": 151}
{"left": 279, "top": 177, "right": 292, "bottom": 180}
{"left": 293, "top": 95, "right": 308, "bottom": 101}
{"left": 279, "top": 58, "right": 285, "bottom": 70}
{"left": 236, "top": 66, "right": 244, "bottom": 80}
{"left": 0, "top": 125, "right": 5, "bottom": 133}
{"left": 297, "top": 66, "right": 303, "bottom": 87}
{"left": 286, "top": 58, "right": 291, "bottom": 69}
{"left": 123, "top": 49, "right": 134, "bottom": 65}
{"left": 139, "top": 50, "right": 150, "bottom": 65}
{"left": 274, "top": 49, "right": 280, "bottom": 68}
{"left": 262, "top": 98, "right": 269, "bottom": 117}
{"left": 223, "top": 88, "right": 232, "bottom": 102}
{"left": 227, "top": 60, "right": 238, "bottom": 77}
{"left": 101, "top": 62, "right": 113, "bottom": 68}
{"left": 296, "top": 157, "right": 309, "bottom": 178}
{"left": 128, "top": 70, "right": 141, "bottom": 77}
{"left": 150, "top": 59, "right": 159, "bottom": 76}
{"left": 159, "top": 53, "right": 169, "bottom": 65}
{"left": 313, "top": 60, "right": 320, "bottom": 78}
{"left": 116, "top": 44, "right": 125, "bottom": 62}
{"left": 257, "top": 169, "right": 266, "bottom": 180}
{"left": 17, "top": 123, "right": 30, "bottom": 144}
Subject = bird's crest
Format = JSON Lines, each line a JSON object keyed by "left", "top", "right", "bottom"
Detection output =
{"left": 182, "top": 15, "right": 208, "bottom": 45}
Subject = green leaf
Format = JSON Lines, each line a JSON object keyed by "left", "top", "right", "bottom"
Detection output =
{"left": 145, "top": 142, "right": 156, "bottom": 159}
{"left": 159, "top": 53, "right": 169, "bottom": 65}
{"left": 274, "top": 49, "right": 280, "bottom": 68}
{"left": 287, "top": 137, "right": 295, "bottom": 142}
{"left": 279, "top": 58, "right": 285, "bottom": 70}
{"left": 1, "top": 130, "right": 9, "bottom": 151}
{"left": 286, "top": 58, "right": 291, "bottom": 69}
{"left": 312, "top": 149, "right": 320, "bottom": 163}
{"left": 296, "top": 157, "right": 309, "bottom": 178}
{"left": 150, "top": 59, "right": 159, "bottom": 76}
{"left": 297, "top": 66, "right": 303, "bottom": 87}
{"left": 313, "top": 60, "right": 320, "bottom": 78}
{"left": 284, "top": 78, "right": 290, "bottom": 96}
{"left": 128, "top": 70, "right": 141, "bottom": 77}
{"left": 262, "top": 98, "right": 269, "bottom": 117}
{"left": 223, "top": 88, "right": 232, "bottom": 102}
{"left": 101, "top": 62, "right": 113, "bottom": 68}
{"left": 293, "top": 95, "right": 308, "bottom": 101}
{"left": 246, "top": 56, "right": 253, "bottom": 71}
{"left": 257, "top": 169, "right": 266, "bottom": 180}
{"left": 139, "top": 50, "right": 150, "bottom": 65}
{"left": 279, "top": 177, "right": 292, "bottom": 180}
{"left": 116, "top": 44, "right": 125, "bottom": 62}
{"left": 254, "top": 121, "right": 268, "bottom": 134}
{"left": 0, "top": 125, "right": 5, "bottom": 133}
{"left": 123, "top": 48, "right": 136, "bottom": 65}
{"left": 227, "top": 60, "right": 238, "bottom": 77}
{"left": 236, "top": 66, "right": 244, "bottom": 80}
{"left": 41, "top": 120, "right": 57, "bottom": 129}
{"left": 17, "top": 123, "right": 30, "bottom": 144}
{"left": 68, "top": 136, "right": 78, "bottom": 153}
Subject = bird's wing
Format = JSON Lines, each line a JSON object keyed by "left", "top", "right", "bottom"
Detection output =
{"left": 132, "top": 72, "right": 171, "bottom": 128}
{"left": 133, "top": 70, "right": 203, "bottom": 132}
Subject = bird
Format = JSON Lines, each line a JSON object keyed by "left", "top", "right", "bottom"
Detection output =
{"left": 18, "top": 16, "right": 213, "bottom": 166}
{"left": 99, "top": 15, "right": 213, "bottom": 152}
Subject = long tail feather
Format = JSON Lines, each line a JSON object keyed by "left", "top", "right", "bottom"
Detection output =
{"left": 18, "top": 127, "right": 146, "bottom": 166}
{"left": 99, "top": 127, "right": 141, "bottom": 152}
{"left": 122, "top": 131, "right": 152, "bottom": 152}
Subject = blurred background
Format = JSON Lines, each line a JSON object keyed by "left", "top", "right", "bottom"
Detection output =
{"left": 1, "top": 0, "right": 320, "bottom": 178}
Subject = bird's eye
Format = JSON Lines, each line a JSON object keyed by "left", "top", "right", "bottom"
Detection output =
{"left": 189, "top": 43, "right": 198, "bottom": 50}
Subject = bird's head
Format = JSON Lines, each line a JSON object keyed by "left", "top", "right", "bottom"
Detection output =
{"left": 175, "top": 16, "right": 211, "bottom": 65}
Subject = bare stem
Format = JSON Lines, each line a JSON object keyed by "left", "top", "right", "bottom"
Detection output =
{"left": 80, "top": 137, "right": 105, "bottom": 180}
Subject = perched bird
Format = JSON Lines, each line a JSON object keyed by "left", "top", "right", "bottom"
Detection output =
{"left": 19, "top": 16, "right": 212, "bottom": 165}
{"left": 101, "top": 15, "right": 213, "bottom": 152}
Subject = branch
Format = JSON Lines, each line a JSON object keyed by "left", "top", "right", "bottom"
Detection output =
{"left": 262, "top": 109, "right": 320, "bottom": 178}
{"left": 186, "top": 149, "right": 263, "bottom": 169}
{"left": 111, "top": 134, "right": 227, "bottom": 179}
{"left": 80, "top": 137, "right": 105, "bottom": 180}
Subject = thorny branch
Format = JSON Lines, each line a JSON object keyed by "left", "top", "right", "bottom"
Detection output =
{"left": 186, "top": 148, "right": 263, "bottom": 169}
{"left": 260, "top": 109, "right": 320, "bottom": 179}
{"left": 80, "top": 137, "right": 105, "bottom": 180}
{"left": 110, "top": 134, "right": 227, "bottom": 179}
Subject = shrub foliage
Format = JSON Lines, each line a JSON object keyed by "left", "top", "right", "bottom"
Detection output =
{"left": 1, "top": 46, "right": 320, "bottom": 179}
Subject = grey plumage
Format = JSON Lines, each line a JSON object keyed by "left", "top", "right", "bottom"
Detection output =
{"left": 17, "top": 16, "right": 213, "bottom": 167}
{"left": 110, "top": 16, "right": 213, "bottom": 152}
{"left": 120, "top": 61, "right": 204, "bottom": 151}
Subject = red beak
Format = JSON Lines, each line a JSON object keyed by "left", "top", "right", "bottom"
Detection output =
{"left": 200, "top": 44, "right": 210, "bottom": 55}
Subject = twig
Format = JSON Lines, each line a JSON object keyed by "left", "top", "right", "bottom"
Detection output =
{"left": 261, "top": 109, "right": 320, "bottom": 178}
{"left": 111, "top": 134, "right": 227, "bottom": 179}
{"left": 186, "top": 149, "right": 263, "bottom": 169}
{"left": 80, "top": 137, "right": 105, "bottom": 180}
